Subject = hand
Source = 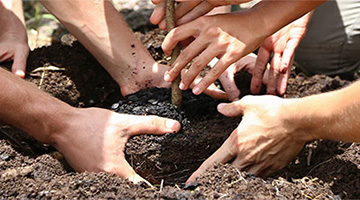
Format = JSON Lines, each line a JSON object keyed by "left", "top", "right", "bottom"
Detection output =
{"left": 150, "top": 0, "right": 251, "bottom": 30}
{"left": 162, "top": 13, "right": 266, "bottom": 96}
{"left": 251, "top": 12, "right": 312, "bottom": 96}
{"left": 217, "top": 53, "right": 269, "bottom": 101}
{"left": 187, "top": 95, "right": 308, "bottom": 184}
{"left": 0, "top": 6, "right": 29, "bottom": 78}
{"left": 51, "top": 107, "right": 181, "bottom": 184}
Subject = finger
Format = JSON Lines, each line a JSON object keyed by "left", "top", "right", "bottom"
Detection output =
{"left": 246, "top": 160, "right": 269, "bottom": 176}
{"left": 164, "top": 35, "right": 208, "bottom": 83}
{"left": 128, "top": 115, "right": 181, "bottom": 136}
{"left": 277, "top": 57, "right": 292, "bottom": 96}
{"left": 192, "top": 54, "right": 235, "bottom": 95}
{"left": 159, "top": 0, "right": 202, "bottom": 29}
{"left": 217, "top": 98, "right": 247, "bottom": 117}
{"left": 150, "top": 0, "right": 166, "bottom": 25}
{"left": 189, "top": 69, "right": 228, "bottom": 100}
{"left": 177, "top": 1, "right": 214, "bottom": 26}
{"left": 178, "top": 46, "right": 216, "bottom": 90}
{"left": 266, "top": 53, "right": 281, "bottom": 95}
{"left": 251, "top": 46, "right": 270, "bottom": 94}
{"left": 280, "top": 38, "right": 298, "bottom": 74}
{"left": 186, "top": 138, "right": 235, "bottom": 184}
{"left": 119, "top": 160, "right": 153, "bottom": 186}
{"left": 218, "top": 65, "right": 240, "bottom": 101}
{"left": 202, "top": 83, "right": 228, "bottom": 100}
{"left": 231, "top": 156, "right": 252, "bottom": 170}
{"left": 12, "top": 48, "right": 28, "bottom": 78}
{"left": 162, "top": 23, "right": 199, "bottom": 56}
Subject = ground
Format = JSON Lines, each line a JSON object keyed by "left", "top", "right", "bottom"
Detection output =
{"left": 0, "top": 2, "right": 360, "bottom": 200}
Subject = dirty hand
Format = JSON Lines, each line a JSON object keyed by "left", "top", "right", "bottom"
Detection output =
{"left": 187, "top": 95, "right": 307, "bottom": 184}
{"left": 217, "top": 53, "right": 269, "bottom": 101}
{"left": 52, "top": 107, "right": 181, "bottom": 184}
{"left": 0, "top": 6, "right": 29, "bottom": 78}
{"left": 162, "top": 13, "right": 265, "bottom": 96}
{"left": 251, "top": 13, "right": 311, "bottom": 96}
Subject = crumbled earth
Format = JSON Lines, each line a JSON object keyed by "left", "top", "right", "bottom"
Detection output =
{"left": 0, "top": 8, "right": 359, "bottom": 200}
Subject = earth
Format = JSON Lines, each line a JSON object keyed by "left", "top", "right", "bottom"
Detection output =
{"left": 1, "top": 6, "right": 360, "bottom": 200}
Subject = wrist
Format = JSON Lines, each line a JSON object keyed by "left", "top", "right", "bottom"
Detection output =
{"left": 281, "top": 98, "right": 322, "bottom": 142}
{"left": 21, "top": 100, "right": 76, "bottom": 146}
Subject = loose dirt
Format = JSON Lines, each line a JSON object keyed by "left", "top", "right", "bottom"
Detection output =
{"left": 0, "top": 10, "right": 359, "bottom": 199}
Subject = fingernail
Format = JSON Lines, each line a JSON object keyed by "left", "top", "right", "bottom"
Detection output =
{"left": 179, "top": 82, "right": 186, "bottom": 90}
{"left": 217, "top": 103, "right": 225, "bottom": 111}
{"left": 166, "top": 120, "right": 180, "bottom": 131}
{"left": 164, "top": 73, "right": 171, "bottom": 82}
{"left": 192, "top": 87, "right": 201, "bottom": 95}
{"left": 15, "top": 70, "right": 25, "bottom": 78}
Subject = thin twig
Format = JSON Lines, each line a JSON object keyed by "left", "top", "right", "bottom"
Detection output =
{"left": 166, "top": 0, "right": 182, "bottom": 109}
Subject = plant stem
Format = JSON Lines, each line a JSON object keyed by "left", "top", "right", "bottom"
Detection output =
{"left": 166, "top": 0, "right": 182, "bottom": 109}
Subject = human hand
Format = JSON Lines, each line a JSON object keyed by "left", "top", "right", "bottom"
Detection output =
{"left": 217, "top": 53, "right": 269, "bottom": 101}
{"left": 187, "top": 95, "right": 309, "bottom": 184}
{"left": 52, "top": 107, "right": 181, "bottom": 184}
{"left": 150, "top": 0, "right": 251, "bottom": 30}
{"left": 0, "top": 6, "right": 29, "bottom": 78}
{"left": 162, "top": 13, "right": 266, "bottom": 96}
{"left": 251, "top": 12, "right": 311, "bottom": 96}
{"left": 120, "top": 62, "right": 227, "bottom": 100}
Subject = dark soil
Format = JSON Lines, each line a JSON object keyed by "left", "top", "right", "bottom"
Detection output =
{"left": 0, "top": 9, "right": 359, "bottom": 200}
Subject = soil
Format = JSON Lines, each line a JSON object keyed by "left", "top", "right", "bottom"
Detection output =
{"left": 0, "top": 9, "right": 360, "bottom": 200}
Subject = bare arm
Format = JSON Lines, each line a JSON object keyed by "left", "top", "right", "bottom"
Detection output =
{"left": 188, "top": 80, "right": 360, "bottom": 183}
{"left": 161, "top": 0, "right": 325, "bottom": 96}
{"left": 0, "top": 68, "right": 181, "bottom": 183}
{"left": 291, "top": 81, "right": 360, "bottom": 143}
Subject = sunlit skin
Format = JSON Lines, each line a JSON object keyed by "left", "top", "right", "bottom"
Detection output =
{"left": 187, "top": 80, "right": 360, "bottom": 183}
{"left": 151, "top": 0, "right": 324, "bottom": 96}
{"left": 0, "top": 0, "right": 28, "bottom": 78}
{"left": 0, "top": 66, "right": 181, "bottom": 184}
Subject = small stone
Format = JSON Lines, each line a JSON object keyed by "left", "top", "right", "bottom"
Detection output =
{"left": 148, "top": 99, "right": 158, "bottom": 105}
{"left": 0, "top": 153, "right": 9, "bottom": 161}
{"left": 111, "top": 103, "right": 120, "bottom": 110}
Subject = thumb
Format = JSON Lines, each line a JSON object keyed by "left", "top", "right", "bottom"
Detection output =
{"left": 129, "top": 115, "right": 181, "bottom": 136}
{"left": 12, "top": 49, "right": 28, "bottom": 78}
{"left": 217, "top": 99, "right": 247, "bottom": 117}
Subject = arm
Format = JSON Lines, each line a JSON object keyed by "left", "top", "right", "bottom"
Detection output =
{"left": 38, "top": 0, "right": 226, "bottom": 100}
{"left": 0, "top": 0, "right": 29, "bottom": 78}
{"left": 0, "top": 68, "right": 181, "bottom": 183}
{"left": 39, "top": 0, "right": 163, "bottom": 96}
{"left": 162, "top": 0, "right": 325, "bottom": 96}
{"left": 187, "top": 80, "right": 360, "bottom": 183}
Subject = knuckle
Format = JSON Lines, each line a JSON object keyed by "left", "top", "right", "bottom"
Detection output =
{"left": 205, "top": 27, "right": 221, "bottom": 38}
{"left": 209, "top": 67, "right": 222, "bottom": 78}
{"left": 191, "top": 59, "right": 203, "bottom": 70}
{"left": 180, "top": 50, "right": 190, "bottom": 61}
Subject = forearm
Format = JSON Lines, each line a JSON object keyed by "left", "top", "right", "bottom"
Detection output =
{"left": 39, "top": 0, "right": 155, "bottom": 81}
{"left": 246, "top": 0, "right": 324, "bottom": 40}
{"left": 288, "top": 81, "right": 360, "bottom": 143}
{"left": 0, "top": 68, "right": 74, "bottom": 144}
{"left": 0, "top": 0, "right": 25, "bottom": 25}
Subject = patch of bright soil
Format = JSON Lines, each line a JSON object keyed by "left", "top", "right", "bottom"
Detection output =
{"left": 1, "top": 14, "right": 359, "bottom": 199}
